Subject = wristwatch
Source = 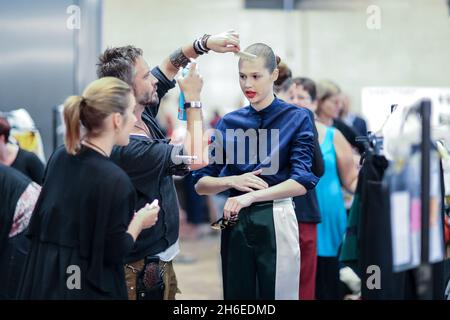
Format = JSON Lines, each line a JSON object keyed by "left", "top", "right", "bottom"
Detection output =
{"left": 184, "top": 101, "right": 202, "bottom": 109}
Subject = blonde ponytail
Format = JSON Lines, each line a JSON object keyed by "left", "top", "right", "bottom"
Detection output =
{"left": 63, "top": 95, "right": 83, "bottom": 155}
{"left": 62, "top": 77, "right": 131, "bottom": 155}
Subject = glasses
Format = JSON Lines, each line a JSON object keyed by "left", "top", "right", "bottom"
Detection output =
{"left": 211, "top": 216, "right": 238, "bottom": 230}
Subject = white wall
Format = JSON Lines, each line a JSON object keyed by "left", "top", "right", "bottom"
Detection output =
{"left": 102, "top": 0, "right": 450, "bottom": 128}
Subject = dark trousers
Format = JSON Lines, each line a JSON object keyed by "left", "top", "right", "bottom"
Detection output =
{"left": 316, "top": 256, "right": 340, "bottom": 300}
{"left": 221, "top": 203, "right": 276, "bottom": 299}
{"left": 221, "top": 200, "right": 300, "bottom": 300}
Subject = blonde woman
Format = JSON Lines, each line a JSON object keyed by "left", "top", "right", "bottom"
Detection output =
{"left": 314, "top": 80, "right": 358, "bottom": 300}
{"left": 18, "top": 77, "right": 159, "bottom": 299}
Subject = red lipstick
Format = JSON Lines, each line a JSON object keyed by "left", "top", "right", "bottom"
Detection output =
{"left": 245, "top": 91, "right": 256, "bottom": 99}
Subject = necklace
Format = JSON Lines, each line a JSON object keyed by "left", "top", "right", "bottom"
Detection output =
{"left": 82, "top": 139, "right": 109, "bottom": 157}
{"left": 134, "top": 123, "right": 152, "bottom": 138}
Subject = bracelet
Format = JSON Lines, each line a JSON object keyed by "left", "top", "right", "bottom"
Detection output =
{"left": 193, "top": 34, "right": 211, "bottom": 55}
{"left": 201, "top": 34, "right": 211, "bottom": 51}
{"left": 184, "top": 101, "right": 202, "bottom": 109}
{"left": 193, "top": 37, "right": 204, "bottom": 55}
{"left": 169, "top": 47, "right": 190, "bottom": 69}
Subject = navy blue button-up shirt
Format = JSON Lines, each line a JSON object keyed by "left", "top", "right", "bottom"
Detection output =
{"left": 193, "top": 97, "right": 318, "bottom": 196}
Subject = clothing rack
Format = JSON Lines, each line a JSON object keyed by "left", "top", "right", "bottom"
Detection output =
{"left": 408, "top": 98, "right": 433, "bottom": 299}
{"left": 355, "top": 104, "right": 396, "bottom": 157}
{"left": 356, "top": 132, "right": 383, "bottom": 153}
{"left": 355, "top": 99, "right": 436, "bottom": 299}
{"left": 382, "top": 99, "right": 434, "bottom": 299}
{"left": 356, "top": 132, "right": 384, "bottom": 164}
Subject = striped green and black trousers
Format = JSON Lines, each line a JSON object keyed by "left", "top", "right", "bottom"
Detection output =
{"left": 220, "top": 198, "right": 300, "bottom": 300}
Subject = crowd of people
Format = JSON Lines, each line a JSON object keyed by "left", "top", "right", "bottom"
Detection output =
{"left": 1, "top": 29, "right": 381, "bottom": 300}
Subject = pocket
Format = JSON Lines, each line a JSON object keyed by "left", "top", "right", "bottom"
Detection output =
{"left": 135, "top": 256, "right": 165, "bottom": 300}
{"left": 274, "top": 200, "right": 296, "bottom": 222}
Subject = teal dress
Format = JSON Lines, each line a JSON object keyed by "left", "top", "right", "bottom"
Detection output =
{"left": 316, "top": 127, "right": 347, "bottom": 257}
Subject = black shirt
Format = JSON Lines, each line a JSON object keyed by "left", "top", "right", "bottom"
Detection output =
{"left": 293, "top": 109, "right": 324, "bottom": 223}
{"left": 18, "top": 146, "right": 136, "bottom": 299}
{"left": 11, "top": 148, "right": 44, "bottom": 184}
{"left": 0, "top": 164, "right": 33, "bottom": 299}
{"left": 111, "top": 66, "right": 184, "bottom": 263}
{"left": 111, "top": 135, "right": 185, "bottom": 262}
{"left": 0, "top": 164, "right": 30, "bottom": 252}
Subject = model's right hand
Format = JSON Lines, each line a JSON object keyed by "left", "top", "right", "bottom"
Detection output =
{"left": 177, "top": 61, "right": 203, "bottom": 102}
{"left": 228, "top": 169, "right": 269, "bottom": 193}
{"left": 136, "top": 200, "right": 160, "bottom": 229}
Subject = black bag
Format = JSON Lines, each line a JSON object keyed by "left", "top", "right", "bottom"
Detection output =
{"left": 136, "top": 256, "right": 165, "bottom": 300}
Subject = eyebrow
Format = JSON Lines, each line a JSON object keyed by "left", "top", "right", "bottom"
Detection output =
{"left": 143, "top": 70, "right": 151, "bottom": 78}
{"left": 239, "top": 72, "right": 261, "bottom": 76}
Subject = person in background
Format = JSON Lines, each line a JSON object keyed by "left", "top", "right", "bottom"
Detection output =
{"left": 0, "top": 117, "right": 44, "bottom": 184}
{"left": 310, "top": 81, "right": 365, "bottom": 154}
{"left": 0, "top": 164, "right": 41, "bottom": 299}
{"left": 209, "top": 110, "right": 222, "bottom": 130}
{"left": 273, "top": 61, "right": 292, "bottom": 97}
{"left": 286, "top": 76, "right": 325, "bottom": 300}
{"left": 17, "top": 77, "right": 159, "bottom": 299}
{"left": 339, "top": 94, "right": 368, "bottom": 137}
{"left": 314, "top": 79, "right": 359, "bottom": 300}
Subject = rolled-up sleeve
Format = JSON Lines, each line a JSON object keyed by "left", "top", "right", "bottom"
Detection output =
{"left": 151, "top": 66, "right": 176, "bottom": 98}
{"left": 289, "top": 112, "right": 319, "bottom": 190}
{"left": 192, "top": 161, "right": 224, "bottom": 186}
{"left": 144, "top": 67, "right": 176, "bottom": 118}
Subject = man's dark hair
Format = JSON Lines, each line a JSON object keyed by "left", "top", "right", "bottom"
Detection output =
{"left": 293, "top": 77, "right": 317, "bottom": 101}
{"left": 96, "top": 46, "right": 143, "bottom": 85}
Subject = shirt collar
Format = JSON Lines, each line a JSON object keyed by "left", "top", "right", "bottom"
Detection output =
{"left": 248, "top": 96, "right": 279, "bottom": 116}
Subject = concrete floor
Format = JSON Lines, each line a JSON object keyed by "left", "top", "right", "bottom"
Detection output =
{"left": 174, "top": 231, "right": 223, "bottom": 300}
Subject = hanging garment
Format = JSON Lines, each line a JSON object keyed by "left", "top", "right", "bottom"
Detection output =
{"left": 353, "top": 150, "right": 447, "bottom": 300}
{"left": 340, "top": 192, "right": 362, "bottom": 273}
{"left": 358, "top": 153, "right": 409, "bottom": 299}
{"left": 6, "top": 109, "right": 46, "bottom": 162}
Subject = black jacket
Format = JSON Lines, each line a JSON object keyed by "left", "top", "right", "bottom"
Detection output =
{"left": 293, "top": 109, "right": 324, "bottom": 223}
{"left": 111, "top": 67, "right": 183, "bottom": 262}
{"left": 18, "top": 147, "right": 136, "bottom": 299}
